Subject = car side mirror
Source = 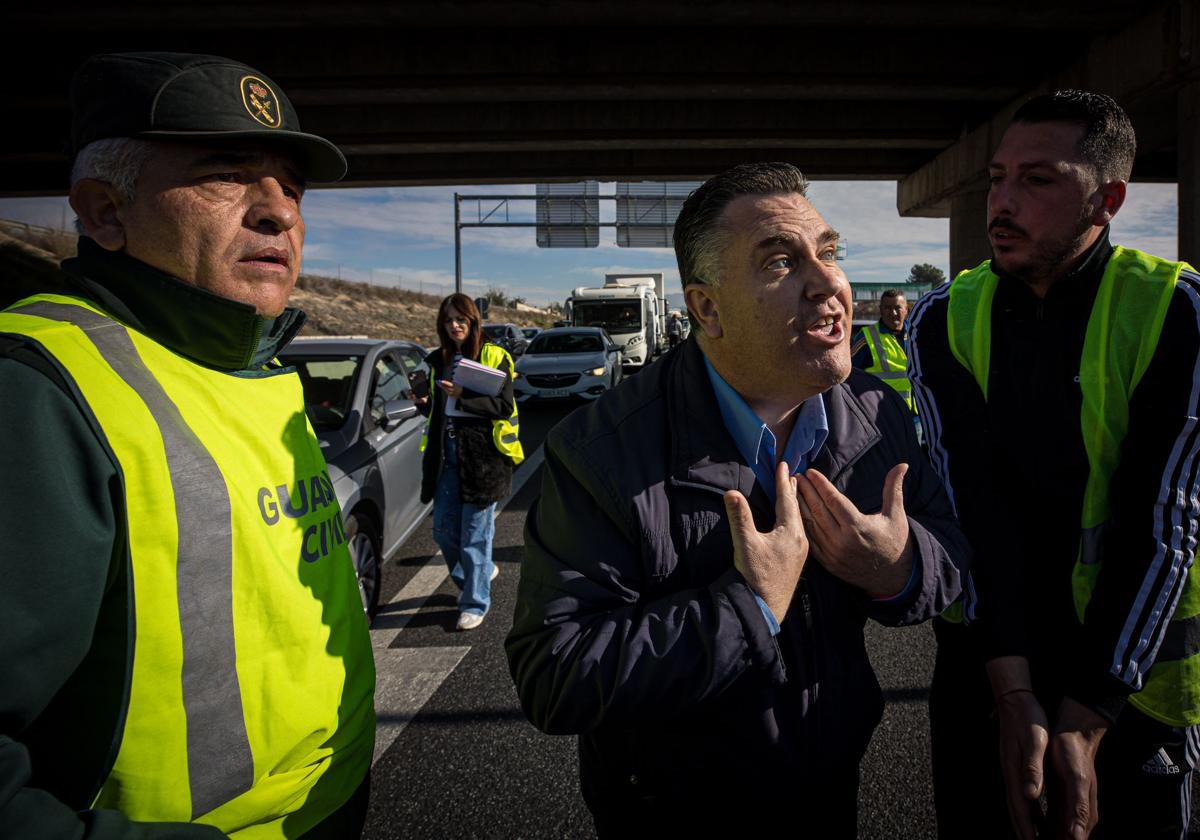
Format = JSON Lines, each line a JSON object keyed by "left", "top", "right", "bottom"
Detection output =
{"left": 382, "top": 398, "right": 419, "bottom": 428}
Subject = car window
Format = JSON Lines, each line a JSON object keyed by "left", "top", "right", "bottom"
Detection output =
{"left": 482, "top": 326, "right": 506, "bottom": 341}
{"left": 394, "top": 346, "right": 425, "bottom": 375}
{"left": 281, "top": 354, "right": 363, "bottom": 432}
{"left": 528, "top": 333, "right": 603, "bottom": 354}
{"left": 395, "top": 346, "right": 431, "bottom": 399}
{"left": 370, "top": 353, "right": 410, "bottom": 426}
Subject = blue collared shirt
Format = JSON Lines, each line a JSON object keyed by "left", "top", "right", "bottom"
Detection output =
{"left": 704, "top": 358, "right": 829, "bottom": 634}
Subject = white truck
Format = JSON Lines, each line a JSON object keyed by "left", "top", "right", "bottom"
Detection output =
{"left": 565, "top": 273, "right": 666, "bottom": 368}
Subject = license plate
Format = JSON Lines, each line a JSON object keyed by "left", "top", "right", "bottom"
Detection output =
{"left": 541, "top": 389, "right": 570, "bottom": 398}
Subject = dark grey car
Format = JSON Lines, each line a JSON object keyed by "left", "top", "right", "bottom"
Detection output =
{"left": 280, "top": 338, "right": 433, "bottom": 620}
{"left": 482, "top": 323, "right": 529, "bottom": 356}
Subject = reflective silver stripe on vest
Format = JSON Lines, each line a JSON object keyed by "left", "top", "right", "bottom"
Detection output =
{"left": 501, "top": 433, "right": 519, "bottom": 444}
{"left": 866, "top": 325, "right": 893, "bottom": 373}
{"left": 1157, "top": 613, "right": 1200, "bottom": 663}
{"left": 19, "top": 302, "right": 253, "bottom": 817}
{"left": 1081, "top": 523, "right": 1105, "bottom": 565}
{"left": 866, "top": 324, "right": 907, "bottom": 380}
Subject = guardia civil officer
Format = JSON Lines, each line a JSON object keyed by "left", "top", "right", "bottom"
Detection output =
{"left": 0, "top": 53, "right": 375, "bottom": 838}
{"left": 910, "top": 90, "right": 1200, "bottom": 839}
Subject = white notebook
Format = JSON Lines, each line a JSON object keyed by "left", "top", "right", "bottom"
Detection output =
{"left": 445, "top": 358, "right": 507, "bottom": 417}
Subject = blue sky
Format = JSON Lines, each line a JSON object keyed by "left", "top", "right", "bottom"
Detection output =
{"left": 0, "top": 180, "right": 1178, "bottom": 307}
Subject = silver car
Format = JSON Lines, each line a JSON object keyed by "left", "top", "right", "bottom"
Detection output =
{"left": 279, "top": 338, "right": 433, "bottom": 620}
{"left": 514, "top": 327, "right": 624, "bottom": 401}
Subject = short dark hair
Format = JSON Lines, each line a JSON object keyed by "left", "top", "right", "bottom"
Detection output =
{"left": 1011, "top": 89, "right": 1136, "bottom": 183}
{"left": 880, "top": 289, "right": 906, "bottom": 302}
{"left": 673, "top": 162, "right": 810, "bottom": 288}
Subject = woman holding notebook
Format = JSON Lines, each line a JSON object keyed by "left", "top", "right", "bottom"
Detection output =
{"left": 417, "top": 294, "right": 525, "bottom": 631}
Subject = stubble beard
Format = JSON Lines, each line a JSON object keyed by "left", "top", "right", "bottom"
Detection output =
{"left": 993, "top": 207, "right": 1095, "bottom": 285}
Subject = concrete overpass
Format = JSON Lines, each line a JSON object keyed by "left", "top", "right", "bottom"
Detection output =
{"left": 5, "top": 0, "right": 1197, "bottom": 265}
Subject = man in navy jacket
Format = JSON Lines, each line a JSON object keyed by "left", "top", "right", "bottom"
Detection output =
{"left": 506, "top": 162, "right": 968, "bottom": 837}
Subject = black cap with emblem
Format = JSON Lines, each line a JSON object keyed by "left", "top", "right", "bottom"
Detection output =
{"left": 70, "top": 51, "right": 347, "bottom": 183}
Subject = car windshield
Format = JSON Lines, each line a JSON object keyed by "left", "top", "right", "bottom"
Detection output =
{"left": 573, "top": 301, "right": 642, "bottom": 332}
{"left": 482, "top": 326, "right": 507, "bottom": 340}
{"left": 280, "top": 354, "right": 364, "bottom": 431}
{"left": 528, "top": 333, "right": 603, "bottom": 354}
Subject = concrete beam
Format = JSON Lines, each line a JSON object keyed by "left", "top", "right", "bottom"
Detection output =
{"left": 1181, "top": 79, "right": 1200, "bottom": 266}
{"left": 898, "top": 1, "right": 1200, "bottom": 218}
{"left": 9, "top": 2, "right": 1153, "bottom": 32}
{"left": 950, "top": 190, "right": 991, "bottom": 276}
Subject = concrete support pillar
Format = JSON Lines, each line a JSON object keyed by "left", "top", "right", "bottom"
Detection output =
{"left": 949, "top": 189, "right": 991, "bottom": 277}
{"left": 1180, "top": 81, "right": 1200, "bottom": 267}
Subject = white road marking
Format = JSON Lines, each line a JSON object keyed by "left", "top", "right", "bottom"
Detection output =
{"left": 371, "top": 559, "right": 457, "bottom": 646}
{"left": 501, "top": 443, "right": 545, "bottom": 510}
{"left": 374, "top": 442, "right": 544, "bottom": 643}
{"left": 372, "top": 646, "right": 470, "bottom": 764}
{"left": 370, "top": 442, "right": 544, "bottom": 764}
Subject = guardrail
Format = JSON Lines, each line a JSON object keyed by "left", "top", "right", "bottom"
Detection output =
{"left": 0, "top": 219, "right": 72, "bottom": 240}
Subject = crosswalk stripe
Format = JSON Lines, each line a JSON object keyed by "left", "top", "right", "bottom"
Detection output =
{"left": 369, "top": 442, "right": 545, "bottom": 765}
{"left": 372, "top": 646, "right": 471, "bottom": 764}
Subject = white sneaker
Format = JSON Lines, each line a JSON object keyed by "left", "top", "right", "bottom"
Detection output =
{"left": 490, "top": 564, "right": 500, "bottom": 582}
{"left": 456, "top": 611, "right": 485, "bottom": 631}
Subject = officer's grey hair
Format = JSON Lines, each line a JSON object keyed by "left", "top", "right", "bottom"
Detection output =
{"left": 674, "top": 162, "right": 810, "bottom": 290}
{"left": 69, "top": 138, "right": 156, "bottom": 233}
{"left": 70, "top": 137, "right": 155, "bottom": 209}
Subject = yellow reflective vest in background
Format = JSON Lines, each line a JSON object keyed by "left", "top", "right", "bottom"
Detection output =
{"left": 0, "top": 294, "right": 376, "bottom": 837}
{"left": 860, "top": 323, "right": 915, "bottom": 412}
{"left": 947, "top": 248, "right": 1200, "bottom": 726}
{"left": 420, "top": 342, "right": 525, "bottom": 465}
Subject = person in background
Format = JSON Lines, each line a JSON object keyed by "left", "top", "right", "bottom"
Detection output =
{"left": 417, "top": 293, "right": 524, "bottom": 631}
{"left": 0, "top": 51, "right": 374, "bottom": 838}
{"left": 851, "top": 289, "right": 914, "bottom": 413}
{"left": 667, "top": 311, "right": 683, "bottom": 349}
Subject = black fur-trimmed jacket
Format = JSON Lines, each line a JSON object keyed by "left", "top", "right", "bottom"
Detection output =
{"left": 419, "top": 344, "right": 516, "bottom": 506}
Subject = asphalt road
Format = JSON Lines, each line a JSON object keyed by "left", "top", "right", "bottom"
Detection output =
{"left": 360, "top": 394, "right": 950, "bottom": 839}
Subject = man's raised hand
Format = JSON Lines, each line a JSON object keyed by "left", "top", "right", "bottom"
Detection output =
{"left": 725, "top": 460, "right": 809, "bottom": 624}
{"left": 795, "top": 463, "right": 913, "bottom": 597}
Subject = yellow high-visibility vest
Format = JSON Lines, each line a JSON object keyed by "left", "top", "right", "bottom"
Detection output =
{"left": 946, "top": 248, "right": 1199, "bottom": 726}
{"left": 420, "top": 342, "right": 524, "bottom": 465}
{"left": 0, "top": 294, "right": 375, "bottom": 837}
{"left": 860, "top": 323, "right": 915, "bottom": 412}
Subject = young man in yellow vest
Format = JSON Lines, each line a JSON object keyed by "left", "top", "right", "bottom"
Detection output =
{"left": 851, "top": 289, "right": 914, "bottom": 412}
{"left": 910, "top": 90, "right": 1200, "bottom": 839}
{"left": 0, "top": 53, "right": 375, "bottom": 838}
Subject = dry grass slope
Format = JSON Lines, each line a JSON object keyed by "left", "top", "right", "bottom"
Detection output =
{"left": 0, "top": 225, "right": 554, "bottom": 345}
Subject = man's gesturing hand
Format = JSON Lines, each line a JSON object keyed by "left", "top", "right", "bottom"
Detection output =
{"left": 995, "top": 689, "right": 1050, "bottom": 840}
{"left": 795, "top": 463, "right": 914, "bottom": 597}
{"left": 1047, "top": 698, "right": 1107, "bottom": 840}
{"left": 725, "top": 460, "right": 808, "bottom": 624}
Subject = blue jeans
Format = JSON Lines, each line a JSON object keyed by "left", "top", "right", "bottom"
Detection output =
{"left": 432, "top": 434, "right": 496, "bottom": 616}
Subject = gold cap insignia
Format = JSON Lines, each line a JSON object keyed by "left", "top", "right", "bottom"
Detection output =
{"left": 240, "top": 75, "right": 281, "bottom": 128}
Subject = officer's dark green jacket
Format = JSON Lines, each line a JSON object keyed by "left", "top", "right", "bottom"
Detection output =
{"left": 0, "top": 239, "right": 369, "bottom": 839}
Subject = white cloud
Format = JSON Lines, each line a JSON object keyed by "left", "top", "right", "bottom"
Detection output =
{"left": 1111, "top": 183, "right": 1177, "bottom": 260}
{"left": 304, "top": 184, "right": 543, "bottom": 253}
